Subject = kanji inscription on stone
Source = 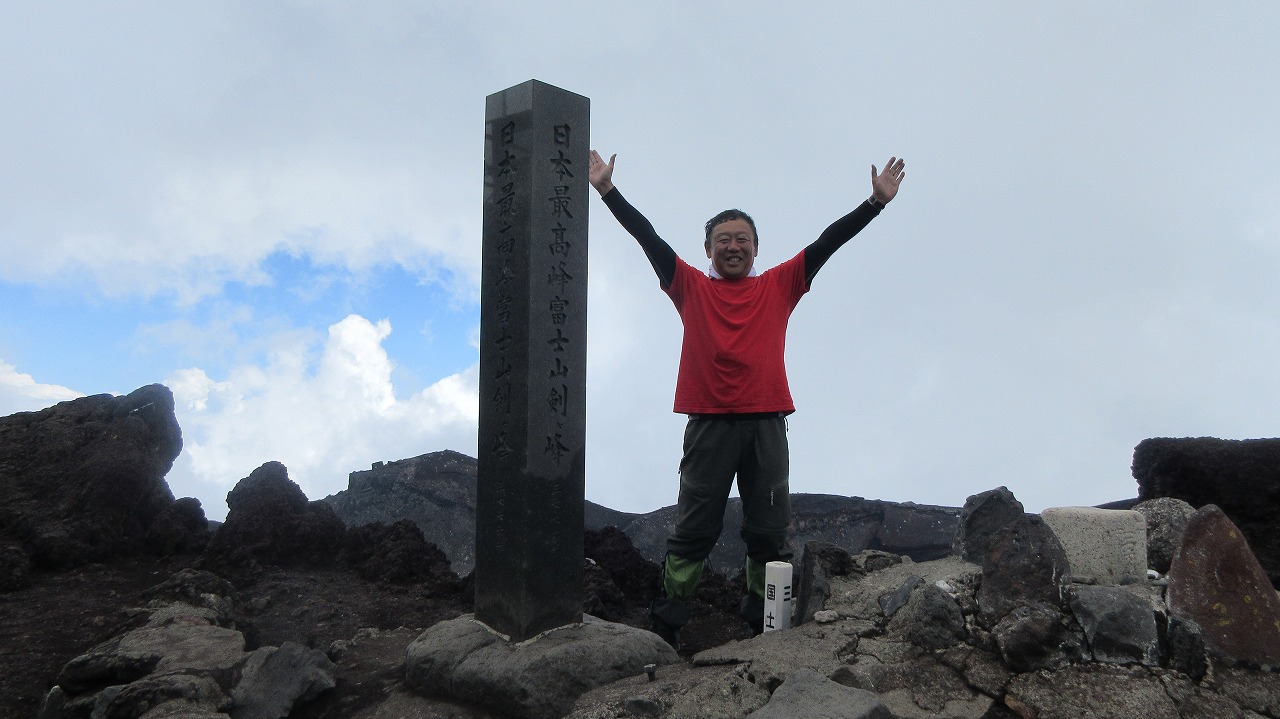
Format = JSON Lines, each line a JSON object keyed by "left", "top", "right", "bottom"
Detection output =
{"left": 475, "top": 80, "right": 589, "bottom": 641}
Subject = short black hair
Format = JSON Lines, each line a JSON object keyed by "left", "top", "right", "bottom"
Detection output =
{"left": 704, "top": 209, "right": 758, "bottom": 248}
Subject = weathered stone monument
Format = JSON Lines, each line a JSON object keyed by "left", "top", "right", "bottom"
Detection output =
{"left": 475, "top": 79, "right": 590, "bottom": 641}
{"left": 404, "top": 82, "right": 675, "bottom": 718}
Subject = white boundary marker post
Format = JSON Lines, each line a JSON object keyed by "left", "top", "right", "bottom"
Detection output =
{"left": 763, "top": 561, "right": 793, "bottom": 632}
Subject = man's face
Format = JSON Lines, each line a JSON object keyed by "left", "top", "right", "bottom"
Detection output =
{"left": 705, "top": 218, "right": 758, "bottom": 279}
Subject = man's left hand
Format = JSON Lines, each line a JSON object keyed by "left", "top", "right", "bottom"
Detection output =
{"left": 871, "top": 157, "right": 906, "bottom": 205}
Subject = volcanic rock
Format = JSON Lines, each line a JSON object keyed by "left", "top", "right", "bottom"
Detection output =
{"left": 976, "top": 515, "right": 1070, "bottom": 627}
{"left": 795, "top": 541, "right": 859, "bottom": 624}
{"left": 745, "top": 668, "right": 891, "bottom": 719}
{"left": 404, "top": 615, "right": 678, "bottom": 719}
{"left": 1068, "top": 586, "right": 1160, "bottom": 666}
{"left": 0, "top": 385, "right": 195, "bottom": 569}
{"left": 991, "top": 601, "right": 1079, "bottom": 673}
{"left": 885, "top": 582, "right": 965, "bottom": 650}
{"left": 1166, "top": 503, "right": 1280, "bottom": 664}
{"left": 341, "top": 519, "right": 452, "bottom": 584}
{"left": 951, "top": 486, "right": 1026, "bottom": 564}
{"left": 1133, "top": 437, "right": 1280, "bottom": 586}
{"left": 1132, "top": 496, "right": 1195, "bottom": 574}
{"left": 203, "top": 461, "right": 346, "bottom": 570}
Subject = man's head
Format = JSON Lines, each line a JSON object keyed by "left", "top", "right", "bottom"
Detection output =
{"left": 703, "top": 209, "right": 758, "bottom": 280}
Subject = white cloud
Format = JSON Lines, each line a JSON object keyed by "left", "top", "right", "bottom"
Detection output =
{"left": 166, "top": 314, "right": 478, "bottom": 520}
{"left": 0, "top": 4, "right": 482, "bottom": 304}
{"left": 4, "top": 2, "right": 1280, "bottom": 524}
{"left": 0, "top": 360, "right": 82, "bottom": 416}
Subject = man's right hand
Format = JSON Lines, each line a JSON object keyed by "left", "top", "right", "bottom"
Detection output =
{"left": 589, "top": 150, "right": 616, "bottom": 196}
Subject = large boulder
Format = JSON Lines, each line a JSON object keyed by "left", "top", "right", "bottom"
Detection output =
{"left": 405, "top": 615, "right": 678, "bottom": 719}
{"left": 341, "top": 519, "right": 453, "bottom": 585}
{"left": 951, "top": 486, "right": 1026, "bottom": 564}
{"left": 1132, "top": 437, "right": 1280, "bottom": 587}
{"left": 1166, "top": 504, "right": 1280, "bottom": 664}
{"left": 0, "top": 385, "right": 198, "bottom": 569}
{"left": 976, "top": 515, "right": 1071, "bottom": 627}
{"left": 203, "top": 462, "right": 345, "bottom": 569}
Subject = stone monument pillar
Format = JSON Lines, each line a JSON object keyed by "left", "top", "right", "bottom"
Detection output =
{"left": 475, "top": 80, "right": 589, "bottom": 641}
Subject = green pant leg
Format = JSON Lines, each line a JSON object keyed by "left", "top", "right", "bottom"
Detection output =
{"left": 662, "top": 552, "right": 705, "bottom": 602}
{"left": 746, "top": 556, "right": 767, "bottom": 599}
{"left": 666, "top": 418, "right": 740, "bottom": 563}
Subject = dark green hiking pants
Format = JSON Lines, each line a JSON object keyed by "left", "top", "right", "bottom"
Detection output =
{"left": 663, "top": 415, "right": 792, "bottom": 600}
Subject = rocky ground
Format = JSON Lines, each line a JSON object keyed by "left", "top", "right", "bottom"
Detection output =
{"left": 5, "top": 390, "right": 1280, "bottom": 718}
{"left": 0, "top": 532, "right": 749, "bottom": 719}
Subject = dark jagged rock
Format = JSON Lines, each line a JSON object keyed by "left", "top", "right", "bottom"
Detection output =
{"left": 991, "top": 601, "right": 1078, "bottom": 673}
{"left": 951, "top": 486, "right": 1026, "bottom": 564}
{"left": 1133, "top": 437, "right": 1280, "bottom": 587}
{"left": 584, "top": 526, "right": 660, "bottom": 604}
{"left": 796, "top": 541, "right": 859, "bottom": 624}
{"left": 1166, "top": 504, "right": 1280, "bottom": 664}
{"left": 879, "top": 575, "right": 924, "bottom": 618}
{"left": 1132, "top": 496, "right": 1195, "bottom": 574}
{"left": 143, "top": 568, "right": 240, "bottom": 628}
{"left": 203, "top": 461, "right": 346, "bottom": 570}
{"left": 231, "top": 641, "right": 337, "bottom": 719}
{"left": 1068, "top": 586, "right": 1160, "bottom": 666}
{"left": 42, "top": 570, "right": 336, "bottom": 719}
{"left": 0, "top": 385, "right": 200, "bottom": 570}
{"left": 887, "top": 583, "right": 965, "bottom": 650}
{"left": 976, "top": 515, "right": 1070, "bottom": 627}
{"left": 582, "top": 557, "right": 629, "bottom": 622}
{"left": 341, "top": 519, "right": 453, "bottom": 585}
{"left": 145, "top": 496, "right": 213, "bottom": 556}
{"left": 1165, "top": 615, "right": 1208, "bottom": 681}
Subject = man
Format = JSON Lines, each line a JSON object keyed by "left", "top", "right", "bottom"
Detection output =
{"left": 588, "top": 149, "right": 905, "bottom": 645}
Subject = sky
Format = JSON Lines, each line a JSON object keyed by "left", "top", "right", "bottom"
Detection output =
{"left": 2, "top": 2, "right": 1278, "bottom": 522}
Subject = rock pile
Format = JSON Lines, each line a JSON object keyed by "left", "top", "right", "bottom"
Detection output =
{"left": 37, "top": 569, "right": 336, "bottom": 719}
{"left": 1133, "top": 436, "right": 1280, "bottom": 587}
{"left": 6, "top": 390, "right": 1280, "bottom": 719}
{"left": 567, "top": 495, "right": 1280, "bottom": 719}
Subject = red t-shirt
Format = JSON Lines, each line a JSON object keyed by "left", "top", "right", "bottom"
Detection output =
{"left": 663, "top": 251, "right": 809, "bottom": 414}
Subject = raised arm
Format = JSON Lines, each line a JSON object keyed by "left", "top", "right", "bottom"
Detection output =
{"left": 590, "top": 150, "right": 677, "bottom": 288}
{"left": 804, "top": 156, "right": 906, "bottom": 285}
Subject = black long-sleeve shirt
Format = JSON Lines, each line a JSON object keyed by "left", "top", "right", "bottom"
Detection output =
{"left": 599, "top": 188, "right": 882, "bottom": 289}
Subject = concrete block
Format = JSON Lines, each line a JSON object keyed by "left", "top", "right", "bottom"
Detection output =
{"left": 1040, "top": 507, "right": 1146, "bottom": 585}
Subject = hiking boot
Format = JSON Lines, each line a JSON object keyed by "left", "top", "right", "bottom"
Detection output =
{"left": 650, "top": 596, "right": 690, "bottom": 651}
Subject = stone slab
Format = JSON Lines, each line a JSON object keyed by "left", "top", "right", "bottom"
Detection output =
{"left": 1040, "top": 506, "right": 1147, "bottom": 585}
{"left": 404, "top": 615, "right": 678, "bottom": 719}
{"left": 746, "top": 668, "right": 891, "bottom": 719}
